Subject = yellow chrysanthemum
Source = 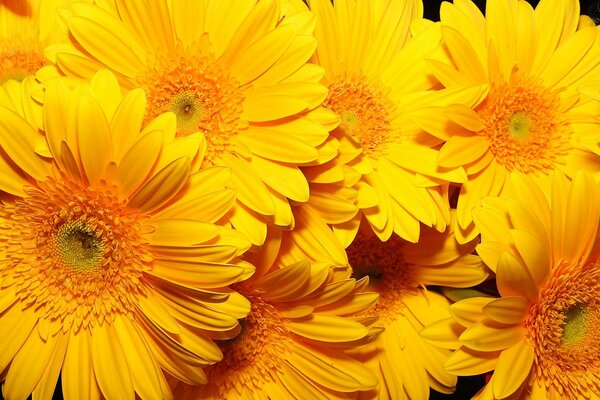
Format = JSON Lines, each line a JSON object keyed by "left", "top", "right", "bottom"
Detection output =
{"left": 0, "top": 0, "right": 79, "bottom": 83}
{"left": 418, "top": 0, "right": 600, "bottom": 243}
{"left": 345, "top": 218, "right": 487, "bottom": 399}
{"left": 171, "top": 258, "right": 379, "bottom": 399}
{"left": 306, "top": 0, "right": 486, "bottom": 243}
{"left": 0, "top": 71, "right": 254, "bottom": 400}
{"left": 422, "top": 172, "right": 600, "bottom": 399}
{"left": 45, "top": 0, "right": 337, "bottom": 245}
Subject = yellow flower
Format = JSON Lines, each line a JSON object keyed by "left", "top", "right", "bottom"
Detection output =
{"left": 45, "top": 0, "right": 337, "bottom": 245}
{"left": 306, "top": 0, "right": 485, "bottom": 244}
{"left": 172, "top": 259, "right": 380, "bottom": 399}
{"left": 346, "top": 219, "right": 487, "bottom": 399}
{"left": 0, "top": 71, "right": 253, "bottom": 400}
{"left": 423, "top": 172, "right": 600, "bottom": 399}
{"left": 0, "top": 0, "right": 78, "bottom": 83}
{"left": 418, "top": 0, "right": 600, "bottom": 243}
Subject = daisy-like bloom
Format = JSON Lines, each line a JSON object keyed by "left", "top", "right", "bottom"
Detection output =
{"left": 422, "top": 172, "right": 600, "bottom": 399}
{"left": 417, "top": 0, "right": 600, "bottom": 243}
{"left": 45, "top": 0, "right": 337, "bottom": 245}
{"left": 307, "top": 0, "right": 486, "bottom": 243}
{"left": 346, "top": 217, "right": 488, "bottom": 399}
{"left": 0, "top": 0, "right": 79, "bottom": 83}
{"left": 0, "top": 71, "right": 254, "bottom": 400}
{"left": 171, "top": 258, "right": 380, "bottom": 399}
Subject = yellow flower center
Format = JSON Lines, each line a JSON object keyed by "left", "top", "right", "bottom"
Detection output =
{"left": 137, "top": 48, "right": 245, "bottom": 166}
{"left": 0, "top": 38, "right": 46, "bottom": 83}
{"left": 203, "top": 294, "right": 292, "bottom": 396}
{"left": 55, "top": 221, "right": 104, "bottom": 272}
{"left": 324, "top": 76, "right": 397, "bottom": 157}
{"left": 0, "top": 179, "right": 150, "bottom": 332}
{"left": 347, "top": 232, "right": 417, "bottom": 324}
{"left": 525, "top": 262, "right": 600, "bottom": 397}
{"left": 476, "top": 74, "right": 571, "bottom": 173}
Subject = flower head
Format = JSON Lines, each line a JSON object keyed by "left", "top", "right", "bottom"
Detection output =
{"left": 423, "top": 171, "right": 600, "bottom": 399}
{"left": 306, "top": 0, "right": 485, "bottom": 243}
{"left": 419, "top": 0, "right": 600, "bottom": 243}
{"left": 173, "top": 258, "right": 380, "bottom": 399}
{"left": 46, "top": 0, "right": 337, "bottom": 245}
{"left": 346, "top": 218, "right": 487, "bottom": 399}
{"left": 0, "top": 71, "right": 253, "bottom": 399}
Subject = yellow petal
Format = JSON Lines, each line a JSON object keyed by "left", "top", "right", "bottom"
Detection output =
{"left": 444, "top": 104, "right": 485, "bottom": 131}
{"left": 288, "top": 343, "right": 377, "bottom": 391}
{"left": 110, "top": 88, "right": 146, "bottom": 160}
{"left": 459, "top": 317, "right": 522, "bottom": 352}
{"left": 91, "top": 324, "right": 134, "bottom": 400}
{"left": 145, "top": 219, "right": 219, "bottom": 246}
{"left": 129, "top": 157, "right": 191, "bottom": 212}
{"left": 238, "top": 126, "right": 319, "bottom": 163}
{"left": 492, "top": 340, "right": 534, "bottom": 399}
{"left": 497, "top": 251, "right": 538, "bottom": 302}
{"left": 229, "top": 24, "right": 297, "bottom": 85}
{"left": 285, "top": 314, "right": 369, "bottom": 343}
{"left": 250, "top": 155, "right": 309, "bottom": 202}
{"left": 437, "top": 135, "right": 489, "bottom": 168}
{"left": 137, "top": 289, "right": 181, "bottom": 334}
{"left": 4, "top": 329, "right": 61, "bottom": 400}
{"left": 113, "top": 317, "right": 164, "bottom": 400}
{"left": 62, "top": 332, "right": 97, "bottom": 400}
{"left": 483, "top": 296, "right": 529, "bottom": 325}
{"left": 116, "top": 130, "right": 162, "bottom": 197}
{"left": 0, "top": 106, "right": 49, "bottom": 180}
{"left": 149, "top": 259, "right": 247, "bottom": 288}
{"left": 420, "top": 318, "right": 463, "bottom": 350}
{"left": 445, "top": 346, "right": 500, "bottom": 375}
{"left": 252, "top": 260, "right": 311, "bottom": 302}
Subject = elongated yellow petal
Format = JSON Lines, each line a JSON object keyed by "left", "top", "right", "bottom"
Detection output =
{"left": 492, "top": 340, "right": 534, "bottom": 399}
{"left": 286, "top": 314, "right": 369, "bottom": 343}
{"left": 113, "top": 317, "right": 164, "bottom": 400}
{"left": 91, "top": 324, "right": 134, "bottom": 400}
{"left": 129, "top": 157, "right": 191, "bottom": 212}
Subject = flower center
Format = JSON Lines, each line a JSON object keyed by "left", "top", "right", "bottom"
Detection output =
{"left": 137, "top": 48, "right": 245, "bottom": 166}
{"left": 347, "top": 232, "right": 417, "bottom": 324}
{"left": 476, "top": 73, "right": 571, "bottom": 173}
{"left": 0, "top": 179, "right": 150, "bottom": 332}
{"left": 55, "top": 221, "right": 104, "bottom": 272}
{"left": 525, "top": 262, "right": 600, "bottom": 397}
{"left": 0, "top": 38, "right": 46, "bottom": 83}
{"left": 561, "top": 304, "right": 588, "bottom": 347}
{"left": 323, "top": 76, "right": 396, "bottom": 157}
{"left": 203, "top": 294, "right": 292, "bottom": 396}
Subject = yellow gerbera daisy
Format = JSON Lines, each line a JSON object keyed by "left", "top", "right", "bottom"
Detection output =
{"left": 346, "top": 218, "right": 487, "bottom": 399}
{"left": 171, "top": 258, "right": 379, "bottom": 399}
{"left": 307, "top": 0, "right": 486, "bottom": 243}
{"left": 423, "top": 171, "right": 600, "bottom": 399}
{"left": 0, "top": 71, "right": 253, "bottom": 400}
{"left": 418, "top": 0, "right": 600, "bottom": 243}
{"left": 0, "top": 0, "right": 78, "bottom": 83}
{"left": 45, "top": 0, "right": 337, "bottom": 245}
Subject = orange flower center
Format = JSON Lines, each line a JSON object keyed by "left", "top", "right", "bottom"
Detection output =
{"left": 203, "top": 294, "right": 292, "bottom": 397}
{"left": 347, "top": 232, "right": 417, "bottom": 324}
{"left": 0, "top": 38, "right": 46, "bottom": 83}
{"left": 525, "top": 262, "right": 600, "bottom": 397}
{"left": 476, "top": 74, "right": 571, "bottom": 173}
{"left": 137, "top": 48, "right": 246, "bottom": 166}
{"left": 324, "top": 76, "right": 397, "bottom": 157}
{"left": 0, "top": 179, "right": 149, "bottom": 332}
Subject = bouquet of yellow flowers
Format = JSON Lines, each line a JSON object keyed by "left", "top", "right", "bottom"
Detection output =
{"left": 0, "top": 0, "right": 599, "bottom": 399}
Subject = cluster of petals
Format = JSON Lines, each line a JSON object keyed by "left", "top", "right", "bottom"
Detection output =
{"left": 0, "top": 0, "right": 600, "bottom": 399}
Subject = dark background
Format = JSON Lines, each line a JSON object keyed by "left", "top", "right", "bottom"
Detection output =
{"left": 2, "top": 1, "right": 598, "bottom": 400}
